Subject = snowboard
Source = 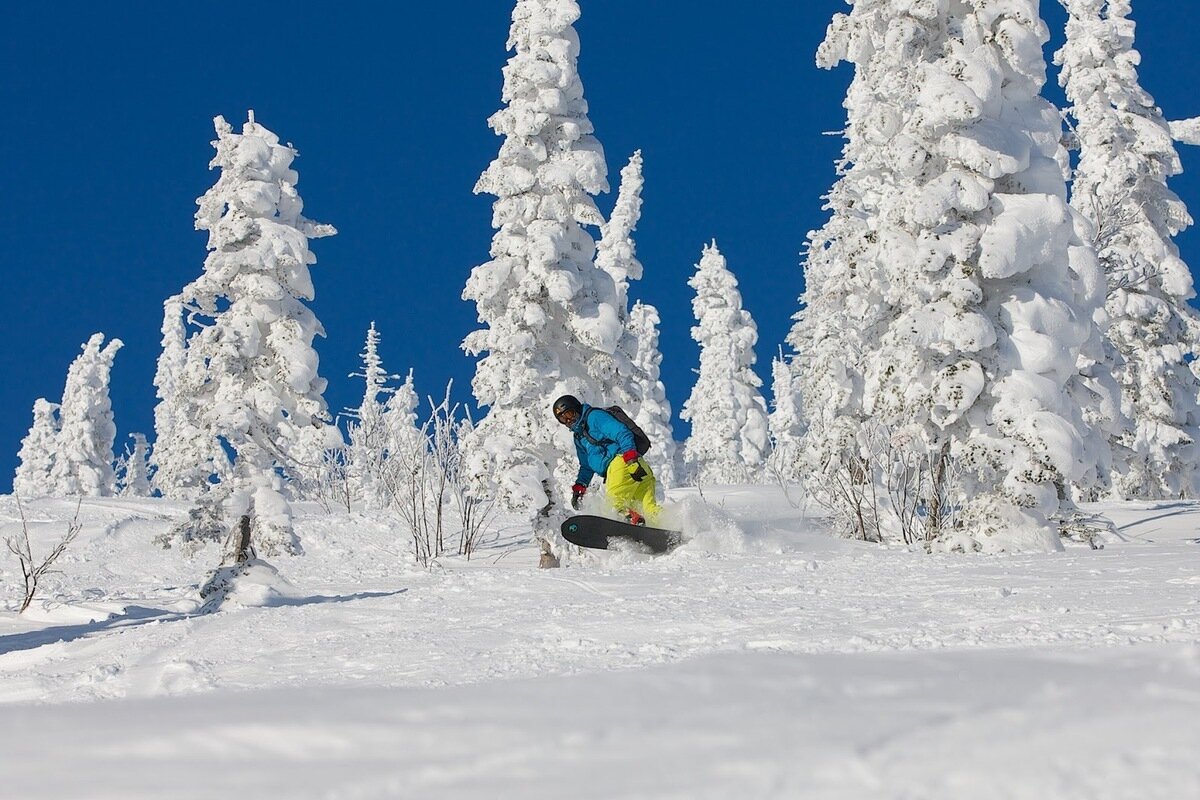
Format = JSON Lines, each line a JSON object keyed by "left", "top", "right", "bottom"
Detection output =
{"left": 561, "top": 514, "right": 682, "bottom": 554}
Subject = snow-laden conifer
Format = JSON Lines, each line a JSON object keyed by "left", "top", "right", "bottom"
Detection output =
{"left": 597, "top": 151, "right": 644, "bottom": 319}
{"left": 381, "top": 370, "right": 422, "bottom": 460}
{"left": 681, "top": 242, "right": 770, "bottom": 484}
{"left": 628, "top": 301, "right": 677, "bottom": 488}
{"left": 1058, "top": 0, "right": 1200, "bottom": 499}
{"left": 795, "top": 1, "right": 1110, "bottom": 550}
{"left": 346, "top": 322, "right": 400, "bottom": 505}
{"left": 595, "top": 150, "right": 648, "bottom": 415}
{"left": 118, "top": 433, "right": 153, "bottom": 497}
{"left": 13, "top": 399, "right": 60, "bottom": 499}
{"left": 463, "top": 0, "right": 621, "bottom": 563}
{"left": 173, "top": 113, "right": 336, "bottom": 574}
{"left": 49, "top": 334, "right": 123, "bottom": 497}
{"left": 354, "top": 323, "right": 394, "bottom": 428}
{"left": 768, "top": 354, "right": 805, "bottom": 484}
{"left": 151, "top": 296, "right": 224, "bottom": 499}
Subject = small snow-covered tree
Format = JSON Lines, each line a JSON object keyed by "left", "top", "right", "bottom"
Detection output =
{"left": 1058, "top": 0, "right": 1200, "bottom": 499}
{"left": 463, "top": 0, "right": 621, "bottom": 564}
{"left": 371, "top": 369, "right": 426, "bottom": 514}
{"left": 382, "top": 370, "right": 423, "bottom": 461}
{"left": 13, "top": 399, "right": 60, "bottom": 499}
{"left": 628, "top": 301, "right": 677, "bottom": 488}
{"left": 345, "top": 322, "right": 400, "bottom": 506}
{"left": 354, "top": 323, "right": 395, "bottom": 426}
{"left": 681, "top": 241, "right": 770, "bottom": 485}
{"left": 49, "top": 333, "right": 123, "bottom": 497}
{"left": 118, "top": 433, "right": 153, "bottom": 497}
{"left": 167, "top": 112, "right": 335, "bottom": 594}
{"left": 794, "top": 0, "right": 1111, "bottom": 551}
{"left": 768, "top": 353, "right": 805, "bottom": 484}
{"left": 151, "top": 295, "right": 225, "bottom": 499}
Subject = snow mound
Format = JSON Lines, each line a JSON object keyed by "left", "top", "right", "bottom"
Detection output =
{"left": 199, "top": 559, "right": 300, "bottom": 612}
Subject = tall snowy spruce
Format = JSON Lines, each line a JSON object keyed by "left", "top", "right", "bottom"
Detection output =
{"left": 463, "top": 0, "right": 621, "bottom": 564}
{"left": 681, "top": 242, "right": 771, "bottom": 485}
{"left": 768, "top": 353, "right": 805, "bottom": 484}
{"left": 13, "top": 399, "right": 60, "bottom": 499}
{"left": 628, "top": 301, "right": 678, "bottom": 488}
{"left": 595, "top": 150, "right": 648, "bottom": 413}
{"left": 165, "top": 113, "right": 336, "bottom": 603}
{"left": 1058, "top": 0, "right": 1200, "bottom": 499}
{"left": 48, "top": 333, "right": 124, "bottom": 497}
{"left": 596, "top": 150, "right": 645, "bottom": 322}
{"left": 595, "top": 149, "right": 679, "bottom": 483}
{"left": 794, "top": 0, "right": 1110, "bottom": 551}
{"left": 151, "top": 295, "right": 226, "bottom": 499}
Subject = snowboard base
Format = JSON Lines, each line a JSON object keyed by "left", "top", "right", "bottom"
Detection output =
{"left": 561, "top": 514, "right": 682, "bottom": 554}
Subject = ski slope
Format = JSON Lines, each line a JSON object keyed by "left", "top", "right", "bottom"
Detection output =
{"left": 1, "top": 488, "right": 1198, "bottom": 798}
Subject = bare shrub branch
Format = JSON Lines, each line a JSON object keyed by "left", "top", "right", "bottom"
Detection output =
{"left": 7, "top": 498, "right": 82, "bottom": 613}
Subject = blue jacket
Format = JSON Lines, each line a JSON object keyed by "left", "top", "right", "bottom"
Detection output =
{"left": 571, "top": 405, "right": 636, "bottom": 485}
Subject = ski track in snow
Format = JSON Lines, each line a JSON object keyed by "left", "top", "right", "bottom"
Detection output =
{"left": 0, "top": 489, "right": 1198, "bottom": 798}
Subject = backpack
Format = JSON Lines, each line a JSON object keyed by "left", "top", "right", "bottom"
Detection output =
{"left": 578, "top": 405, "right": 652, "bottom": 455}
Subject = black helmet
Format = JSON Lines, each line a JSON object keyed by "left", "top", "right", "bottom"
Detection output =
{"left": 553, "top": 394, "right": 582, "bottom": 423}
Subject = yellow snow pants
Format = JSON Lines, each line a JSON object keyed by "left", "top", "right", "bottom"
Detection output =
{"left": 604, "top": 455, "right": 663, "bottom": 525}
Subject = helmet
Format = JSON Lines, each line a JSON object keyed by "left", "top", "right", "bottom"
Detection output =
{"left": 553, "top": 394, "right": 583, "bottom": 424}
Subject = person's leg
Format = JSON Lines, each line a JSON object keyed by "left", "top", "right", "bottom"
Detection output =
{"left": 633, "top": 468, "right": 663, "bottom": 524}
{"left": 605, "top": 457, "right": 662, "bottom": 525}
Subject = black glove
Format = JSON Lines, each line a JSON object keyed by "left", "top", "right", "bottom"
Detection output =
{"left": 571, "top": 483, "right": 587, "bottom": 510}
{"left": 629, "top": 462, "right": 647, "bottom": 482}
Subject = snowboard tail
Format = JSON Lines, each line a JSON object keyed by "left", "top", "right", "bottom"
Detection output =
{"left": 561, "top": 514, "right": 682, "bottom": 554}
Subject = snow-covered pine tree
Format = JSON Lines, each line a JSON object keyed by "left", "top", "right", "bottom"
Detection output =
{"left": 171, "top": 113, "right": 336, "bottom": 587}
{"left": 151, "top": 295, "right": 225, "bottom": 499}
{"left": 597, "top": 150, "right": 645, "bottom": 321}
{"left": 681, "top": 241, "right": 771, "bottom": 485}
{"left": 346, "top": 322, "right": 400, "bottom": 506}
{"left": 381, "top": 370, "right": 422, "bottom": 459}
{"left": 354, "top": 323, "right": 394, "bottom": 429}
{"left": 1058, "top": 0, "right": 1200, "bottom": 499}
{"left": 628, "top": 301, "right": 678, "bottom": 488}
{"left": 13, "top": 399, "right": 60, "bottom": 499}
{"left": 48, "top": 334, "right": 123, "bottom": 497}
{"left": 595, "top": 150, "right": 647, "bottom": 414}
{"left": 463, "top": 0, "right": 622, "bottom": 564}
{"left": 375, "top": 369, "right": 430, "bottom": 513}
{"left": 118, "top": 433, "right": 153, "bottom": 497}
{"left": 795, "top": 0, "right": 1110, "bottom": 551}
{"left": 768, "top": 352, "right": 805, "bottom": 484}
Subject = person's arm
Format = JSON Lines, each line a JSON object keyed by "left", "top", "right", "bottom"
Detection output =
{"left": 591, "top": 409, "right": 638, "bottom": 463}
{"left": 574, "top": 434, "right": 596, "bottom": 486}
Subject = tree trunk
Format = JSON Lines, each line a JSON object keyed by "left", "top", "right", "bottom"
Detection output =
{"left": 233, "top": 514, "right": 253, "bottom": 564}
{"left": 536, "top": 482, "right": 560, "bottom": 569}
{"left": 926, "top": 442, "right": 951, "bottom": 540}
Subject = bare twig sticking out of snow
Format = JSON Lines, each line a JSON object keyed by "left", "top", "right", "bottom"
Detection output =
{"left": 6, "top": 498, "right": 82, "bottom": 613}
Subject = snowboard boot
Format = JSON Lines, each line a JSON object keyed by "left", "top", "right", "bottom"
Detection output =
{"left": 625, "top": 510, "right": 646, "bottom": 527}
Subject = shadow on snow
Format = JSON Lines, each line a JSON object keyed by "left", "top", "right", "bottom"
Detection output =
{"left": 0, "top": 589, "right": 407, "bottom": 657}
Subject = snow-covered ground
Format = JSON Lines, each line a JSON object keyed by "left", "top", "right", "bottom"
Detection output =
{"left": 1, "top": 488, "right": 1198, "bottom": 799}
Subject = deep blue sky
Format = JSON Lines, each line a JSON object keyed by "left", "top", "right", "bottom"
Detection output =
{"left": 3, "top": 1, "right": 1200, "bottom": 492}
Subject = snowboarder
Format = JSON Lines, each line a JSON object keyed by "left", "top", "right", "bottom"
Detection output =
{"left": 553, "top": 394, "right": 663, "bottom": 526}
